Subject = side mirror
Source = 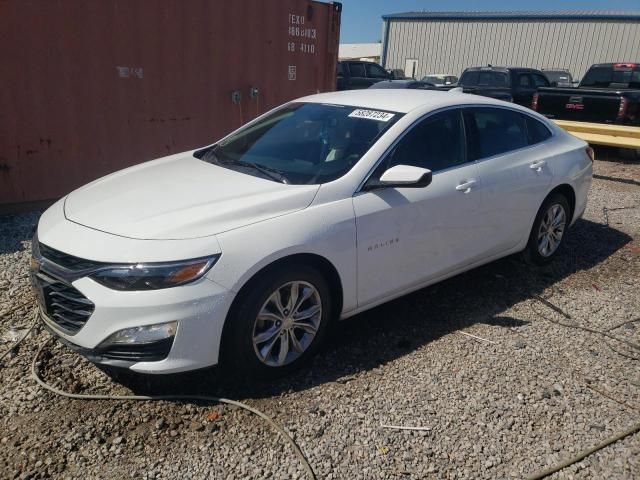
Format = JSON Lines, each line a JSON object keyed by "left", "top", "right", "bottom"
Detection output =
{"left": 376, "top": 165, "right": 432, "bottom": 189}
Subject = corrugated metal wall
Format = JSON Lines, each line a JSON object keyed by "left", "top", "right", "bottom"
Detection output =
{"left": 0, "top": 0, "right": 341, "bottom": 209}
{"left": 383, "top": 19, "right": 640, "bottom": 80}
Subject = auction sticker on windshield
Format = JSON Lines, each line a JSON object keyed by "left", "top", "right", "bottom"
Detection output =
{"left": 348, "top": 109, "right": 396, "bottom": 122}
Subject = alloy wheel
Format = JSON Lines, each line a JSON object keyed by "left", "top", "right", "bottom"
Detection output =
{"left": 252, "top": 281, "right": 322, "bottom": 367}
{"left": 537, "top": 204, "right": 566, "bottom": 257}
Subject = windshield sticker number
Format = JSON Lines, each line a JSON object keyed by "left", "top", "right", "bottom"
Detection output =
{"left": 348, "top": 109, "right": 395, "bottom": 122}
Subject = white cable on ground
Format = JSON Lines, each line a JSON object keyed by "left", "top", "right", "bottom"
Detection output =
{"left": 526, "top": 422, "right": 640, "bottom": 480}
{"left": 30, "top": 337, "right": 317, "bottom": 480}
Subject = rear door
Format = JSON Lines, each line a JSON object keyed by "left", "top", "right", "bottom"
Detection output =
{"left": 465, "top": 107, "right": 554, "bottom": 254}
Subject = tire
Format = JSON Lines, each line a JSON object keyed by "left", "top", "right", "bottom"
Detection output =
{"left": 522, "top": 193, "right": 571, "bottom": 266}
{"left": 221, "top": 264, "right": 332, "bottom": 379}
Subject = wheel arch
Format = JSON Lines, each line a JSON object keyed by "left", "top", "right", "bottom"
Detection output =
{"left": 220, "top": 252, "right": 344, "bottom": 351}
{"left": 547, "top": 183, "right": 576, "bottom": 221}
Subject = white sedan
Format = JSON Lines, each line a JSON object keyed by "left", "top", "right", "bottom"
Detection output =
{"left": 31, "top": 90, "right": 593, "bottom": 376}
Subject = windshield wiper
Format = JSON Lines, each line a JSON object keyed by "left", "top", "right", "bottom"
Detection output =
{"left": 232, "top": 159, "right": 290, "bottom": 184}
{"left": 201, "top": 146, "right": 289, "bottom": 184}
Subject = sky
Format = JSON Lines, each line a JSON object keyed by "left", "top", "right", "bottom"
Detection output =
{"left": 338, "top": 0, "right": 640, "bottom": 43}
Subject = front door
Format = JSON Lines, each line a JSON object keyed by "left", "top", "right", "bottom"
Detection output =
{"left": 353, "top": 109, "right": 486, "bottom": 307}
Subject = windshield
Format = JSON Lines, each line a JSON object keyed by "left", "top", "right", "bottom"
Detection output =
{"left": 460, "top": 71, "right": 509, "bottom": 87}
{"left": 423, "top": 75, "right": 445, "bottom": 84}
{"left": 545, "top": 71, "right": 572, "bottom": 83}
{"left": 195, "top": 102, "right": 402, "bottom": 185}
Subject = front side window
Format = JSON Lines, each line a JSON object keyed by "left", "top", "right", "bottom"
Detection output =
{"left": 368, "top": 109, "right": 466, "bottom": 185}
{"left": 349, "top": 62, "right": 366, "bottom": 77}
{"left": 195, "top": 103, "right": 402, "bottom": 185}
{"left": 465, "top": 108, "right": 529, "bottom": 159}
{"left": 366, "top": 64, "right": 389, "bottom": 79}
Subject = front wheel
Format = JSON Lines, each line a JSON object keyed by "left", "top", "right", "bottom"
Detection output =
{"left": 522, "top": 194, "right": 570, "bottom": 266}
{"left": 222, "top": 264, "right": 332, "bottom": 379}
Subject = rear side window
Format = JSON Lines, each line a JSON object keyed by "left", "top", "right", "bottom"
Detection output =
{"left": 526, "top": 116, "right": 552, "bottom": 145}
{"left": 465, "top": 108, "right": 529, "bottom": 159}
{"left": 349, "top": 62, "right": 366, "bottom": 77}
{"left": 518, "top": 74, "right": 531, "bottom": 87}
{"left": 337, "top": 63, "right": 344, "bottom": 77}
{"left": 581, "top": 67, "right": 612, "bottom": 87}
{"left": 479, "top": 72, "right": 508, "bottom": 87}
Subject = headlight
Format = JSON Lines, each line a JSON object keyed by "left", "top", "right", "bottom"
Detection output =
{"left": 90, "top": 256, "right": 219, "bottom": 291}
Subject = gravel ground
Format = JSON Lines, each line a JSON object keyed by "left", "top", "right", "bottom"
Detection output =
{"left": 1, "top": 155, "right": 639, "bottom": 480}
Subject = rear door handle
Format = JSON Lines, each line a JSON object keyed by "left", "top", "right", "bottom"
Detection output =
{"left": 455, "top": 179, "right": 477, "bottom": 193}
{"left": 530, "top": 160, "right": 546, "bottom": 172}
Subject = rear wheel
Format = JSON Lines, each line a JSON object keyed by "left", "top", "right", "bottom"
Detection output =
{"left": 522, "top": 194, "right": 570, "bottom": 265}
{"left": 222, "top": 264, "right": 331, "bottom": 378}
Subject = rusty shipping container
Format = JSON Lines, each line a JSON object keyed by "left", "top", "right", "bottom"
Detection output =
{"left": 0, "top": 0, "right": 342, "bottom": 211}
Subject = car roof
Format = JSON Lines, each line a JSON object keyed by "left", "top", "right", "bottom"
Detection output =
{"left": 463, "top": 66, "right": 541, "bottom": 73}
{"left": 369, "top": 80, "right": 426, "bottom": 88}
{"left": 296, "top": 89, "right": 523, "bottom": 114}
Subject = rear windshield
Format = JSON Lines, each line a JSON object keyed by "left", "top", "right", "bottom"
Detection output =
{"left": 581, "top": 66, "right": 640, "bottom": 88}
{"left": 195, "top": 103, "right": 402, "bottom": 185}
{"left": 544, "top": 71, "right": 573, "bottom": 83}
{"left": 460, "top": 71, "right": 509, "bottom": 87}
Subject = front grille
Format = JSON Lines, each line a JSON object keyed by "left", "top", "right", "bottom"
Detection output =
{"left": 39, "top": 243, "right": 105, "bottom": 271}
{"left": 35, "top": 272, "right": 94, "bottom": 335}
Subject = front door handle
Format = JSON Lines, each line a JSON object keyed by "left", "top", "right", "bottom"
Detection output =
{"left": 455, "top": 179, "right": 477, "bottom": 193}
{"left": 530, "top": 160, "right": 546, "bottom": 172}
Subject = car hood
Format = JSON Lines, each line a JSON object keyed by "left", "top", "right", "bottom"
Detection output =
{"left": 64, "top": 153, "right": 320, "bottom": 240}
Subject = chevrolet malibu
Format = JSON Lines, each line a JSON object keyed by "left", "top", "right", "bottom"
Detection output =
{"left": 31, "top": 90, "right": 593, "bottom": 377}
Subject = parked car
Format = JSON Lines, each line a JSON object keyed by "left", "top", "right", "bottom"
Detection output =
{"left": 421, "top": 74, "right": 459, "bottom": 87}
{"left": 533, "top": 63, "right": 640, "bottom": 125}
{"left": 542, "top": 69, "right": 575, "bottom": 88}
{"left": 457, "top": 66, "right": 550, "bottom": 107}
{"left": 337, "top": 60, "right": 392, "bottom": 90}
{"left": 31, "top": 90, "right": 593, "bottom": 377}
{"left": 369, "top": 79, "right": 435, "bottom": 89}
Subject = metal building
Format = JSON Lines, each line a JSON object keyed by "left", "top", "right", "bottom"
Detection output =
{"left": 381, "top": 11, "right": 640, "bottom": 80}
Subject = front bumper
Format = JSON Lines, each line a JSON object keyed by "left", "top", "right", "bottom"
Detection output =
{"left": 40, "top": 318, "right": 175, "bottom": 367}
{"left": 34, "top": 269, "right": 234, "bottom": 374}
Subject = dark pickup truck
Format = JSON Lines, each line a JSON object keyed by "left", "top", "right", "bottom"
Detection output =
{"left": 456, "top": 66, "right": 550, "bottom": 107}
{"left": 337, "top": 60, "right": 392, "bottom": 90}
{"left": 532, "top": 63, "right": 640, "bottom": 125}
